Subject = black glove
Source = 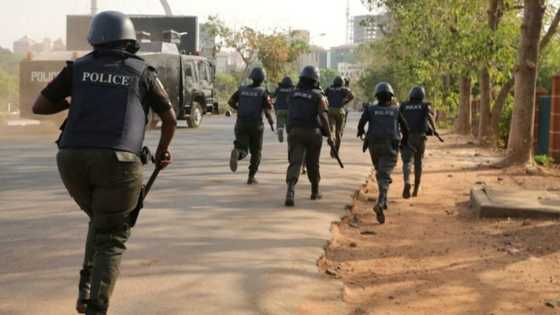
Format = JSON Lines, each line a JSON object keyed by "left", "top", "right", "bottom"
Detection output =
{"left": 357, "top": 129, "right": 364, "bottom": 139}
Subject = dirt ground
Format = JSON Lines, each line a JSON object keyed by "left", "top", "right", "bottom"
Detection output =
{"left": 318, "top": 132, "right": 560, "bottom": 315}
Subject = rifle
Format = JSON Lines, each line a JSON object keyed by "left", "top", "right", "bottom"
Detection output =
{"left": 129, "top": 147, "right": 164, "bottom": 227}
{"left": 328, "top": 140, "right": 344, "bottom": 169}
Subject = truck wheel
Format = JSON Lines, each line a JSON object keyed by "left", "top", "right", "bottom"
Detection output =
{"left": 187, "top": 102, "right": 203, "bottom": 128}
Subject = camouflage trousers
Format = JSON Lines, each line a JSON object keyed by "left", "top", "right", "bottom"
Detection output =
{"left": 368, "top": 138, "right": 399, "bottom": 206}
{"left": 286, "top": 127, "right": 323, "bottom": 185}
{"left": 276, "top": 110, "right": 288, "bottom": 142}
{"left": 401, "top": 134, "right": 427, "bottom": 185}
{"left": 234, "top": 120, "right": 264, "bottom": 176}
{"left": 328, "top": 108, "right": 346, "bottom": 151}
{"left": 57, "top": 149, "right": 143, "bottom": 315}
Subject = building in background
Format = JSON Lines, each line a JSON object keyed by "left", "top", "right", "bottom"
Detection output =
{"left": 13, "top": 36, "right": 65, "bottom": 55}
{"left": 328, "top": 44, "right": 355, "bottom": 70}
{"left": 337, "top": 62, "right": 365, "bottom": 81}
{"left": 199, "top": 24, "right": 216, "bottom": 59}
{"left": 215, "top": 50, "right": 245, "bottom": 73}
{"left": 349, "top": 14, "right": 391, "bottom": 44}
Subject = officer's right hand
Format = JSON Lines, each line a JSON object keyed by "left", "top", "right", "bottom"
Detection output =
{"left": 327, "top": 138, "right": 335, "bottom": 148}
{"left": 156, "top": 148, "right": 172, "bottom": 169}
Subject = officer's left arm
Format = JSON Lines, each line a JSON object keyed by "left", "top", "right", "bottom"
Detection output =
{"left": 33, "top": 95, "right": 70, "bottom": 115}
{"left": 33, "top": 64, "right": 72, "bottom": 115}
{"left": 228, "top": 90, "right": 240, "bottom": 110}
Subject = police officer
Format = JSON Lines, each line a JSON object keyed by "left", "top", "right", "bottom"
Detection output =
{"left": 358, "top": 82, "right": 408, "bottom": 224}
{"left": 400, "top": 86, "right": 438, "bottom": 198}
{"left": 285, "top": 66, "right": 334, "bottom": 207}
{"left": 273, "top": 76, "right": 294, "bottom": 142}
{"left": 228, "top": 67, "right": 274, "bottom": 184}
{"left": 325, "top": 76, "right": 354, "bottom": 152}
{"left": 32, "top": 11, "right": 176, "bottom": 315}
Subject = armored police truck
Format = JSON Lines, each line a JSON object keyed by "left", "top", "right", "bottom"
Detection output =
{"left": 19, "top": 15, "right": 217, "bottom": 128}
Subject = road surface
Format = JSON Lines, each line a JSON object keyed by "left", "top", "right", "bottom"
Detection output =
{"left": 0, "top": 114, "right": 370, "bottom": 315}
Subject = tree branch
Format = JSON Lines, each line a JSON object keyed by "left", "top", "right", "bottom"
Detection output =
{"left": 539, "top": 6, "right": 560, "bottom": 51}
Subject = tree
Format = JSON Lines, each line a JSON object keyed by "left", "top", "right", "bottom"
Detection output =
{"left": 503, "top": 0, "right": 546, "bottom": 165}
{"left": 205, "top": 16, "right": 259, "bottom": 70}
{"left": 257, "top": 32, "right": 308, "bottom": 83}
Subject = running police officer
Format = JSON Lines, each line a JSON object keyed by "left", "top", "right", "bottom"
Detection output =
{"left": 285, "top": 66, "right": 334, "bottom": 207}
{"left": 228, "top": 67, "right": 274, "bottom": 184}
{"left": 400, "top": 86, "right": 438, "bottom": 198}
{"left": 273, "top": 76, "right": 295, "bottom": 142}
{"left": 358, "top": 82, "right": 408, "bottom": 224}
{"left": 325, "top": 76, "right": 354, "bottom": 152}
{"left": 32, "top": 11, "right": 176, "bottom": 315}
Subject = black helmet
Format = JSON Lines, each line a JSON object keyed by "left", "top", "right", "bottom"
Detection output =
{"left": 300, "top": 65, "right": 320, "bottom": 82}
{"left": 280, "top": 76, "right": 294, "bottom": 87}
{"left": 88, "top": 11, "right": 137, "bottom": 46}
{"left": 409, "top": 86, "right": 426, "bottom": 101}
{"left": 249, "top": 67, "right": 266, "bottom": 82}
{"left": 374, "top": 82, "right": 395, "bottom": 98}
{"left": 333, "top": 76, "right": 344, "bottom": 86}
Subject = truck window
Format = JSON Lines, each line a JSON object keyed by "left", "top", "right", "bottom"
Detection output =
{"left": 198, "top": 61, "right": 208, "bottom": 82}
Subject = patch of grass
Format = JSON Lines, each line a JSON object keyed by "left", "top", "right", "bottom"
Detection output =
{"left": 534, "top": 154, "right": 555, "bottom": 166}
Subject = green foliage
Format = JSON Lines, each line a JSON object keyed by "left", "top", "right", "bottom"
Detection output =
{"left": 358, "top": 0, "right": 520, "bottom": 118}
{"left": 214, "top": 72, "right": 240, "bottom": 110}
{"left": 206, "top": 16, "right": 309, "bottom": 81}
{"left": 497, "top": 96, "right": 514, "bottom": 148}
{"left": 319, "top": 68, "right": 339, "bottom": 90}
{"left": 534, "top": 154, "right": 555, "bottom": 166}
{"left": 0, "top": 52, "right": 21, "bottom": 113}
{"left": 538, "top": 39, "right": 560, "bottom": 92}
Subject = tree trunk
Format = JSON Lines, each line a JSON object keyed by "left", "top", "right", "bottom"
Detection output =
{"left": 489, "top": 78, "right": 515, "bottom": 142}
{"left": 478, "top": 68, "right": 492, "bottom": 145}
{"left": 455, "top": 76, "right": 472, "bottom": 134}
{"left": 503, "top": 0, "right": 545, "bottom": 165}
{"left": 489, "top": 7, "right": 560, "bottom": 144}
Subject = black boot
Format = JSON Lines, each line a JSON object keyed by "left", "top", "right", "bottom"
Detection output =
{"left": 402, "top": 183, "right": 412, "bottom": 199}
{"left": 374, "top": 203, "right": 385, "bottom": 224}
{"left": 76, "top": 269, "right": 91, "bottom": 314}
{"left": 229, "top": 148, "right": 238, "bottom": 173}
{"left": 285, "top": 182, "right": 295, "bottom": 207}
{"left": 413, "top": 178, "right": 421, "bottom": 197}
{"left": 247, "top": 174, "right": 258, "bottom": 185}
{"left": 310, "top": 183, "right": 322, "bottom": 200}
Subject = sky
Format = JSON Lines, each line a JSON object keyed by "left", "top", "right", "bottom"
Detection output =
{"left": 0, "top": 0, "right": 373, "bottom": 51}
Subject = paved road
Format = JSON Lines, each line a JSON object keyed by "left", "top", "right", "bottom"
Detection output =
{"left": 0, "top": 114, "right": 370, "bottom": 315}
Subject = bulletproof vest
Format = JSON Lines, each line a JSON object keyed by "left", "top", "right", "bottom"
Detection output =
{"left": 326, "top": 86, "right": 347, "bottom": 108}
{"left": 287, "top": 88, "right": 322, "bottom": 129}
{"left": 400, "top": 101, "right": 428, "bottom": 134}
{"left": 237, "top": 85, "right": 267, "bottom": 122}
{"left": 367, "top": 105, "right": 401, "bottom": 140}
{"left": 274, "top": 87, "right": 293, "bottom": 110}
{"left": 59, "top": 50, "right": 148, "bottom": 155}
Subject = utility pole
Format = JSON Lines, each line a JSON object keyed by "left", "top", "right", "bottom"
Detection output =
{"left": 91, "top": 0, "right": 98, "bottom": 15}
{"left": 346, "top": 0, "right": 352, "bottom": 44}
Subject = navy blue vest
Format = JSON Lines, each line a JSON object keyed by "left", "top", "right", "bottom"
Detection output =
{"left": 274, "top": 87, "right": 293, "bottom": 110}
{"left": 59, "top": 51, "right": 148, "bottom": 155}
{"left": 400, "top": 101, "right": 428, "bottom": 134}
{"left": 326, "top": 86, "right": 347, "bottom": 109}
{"left": 287, "top": 88, "right": 322, "bottom": 129}
{"left": 237, "top": 85, "right": 266, "bottom": 122}
{"left": 367, "top": 105, "right": 401, "bottom": 140}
